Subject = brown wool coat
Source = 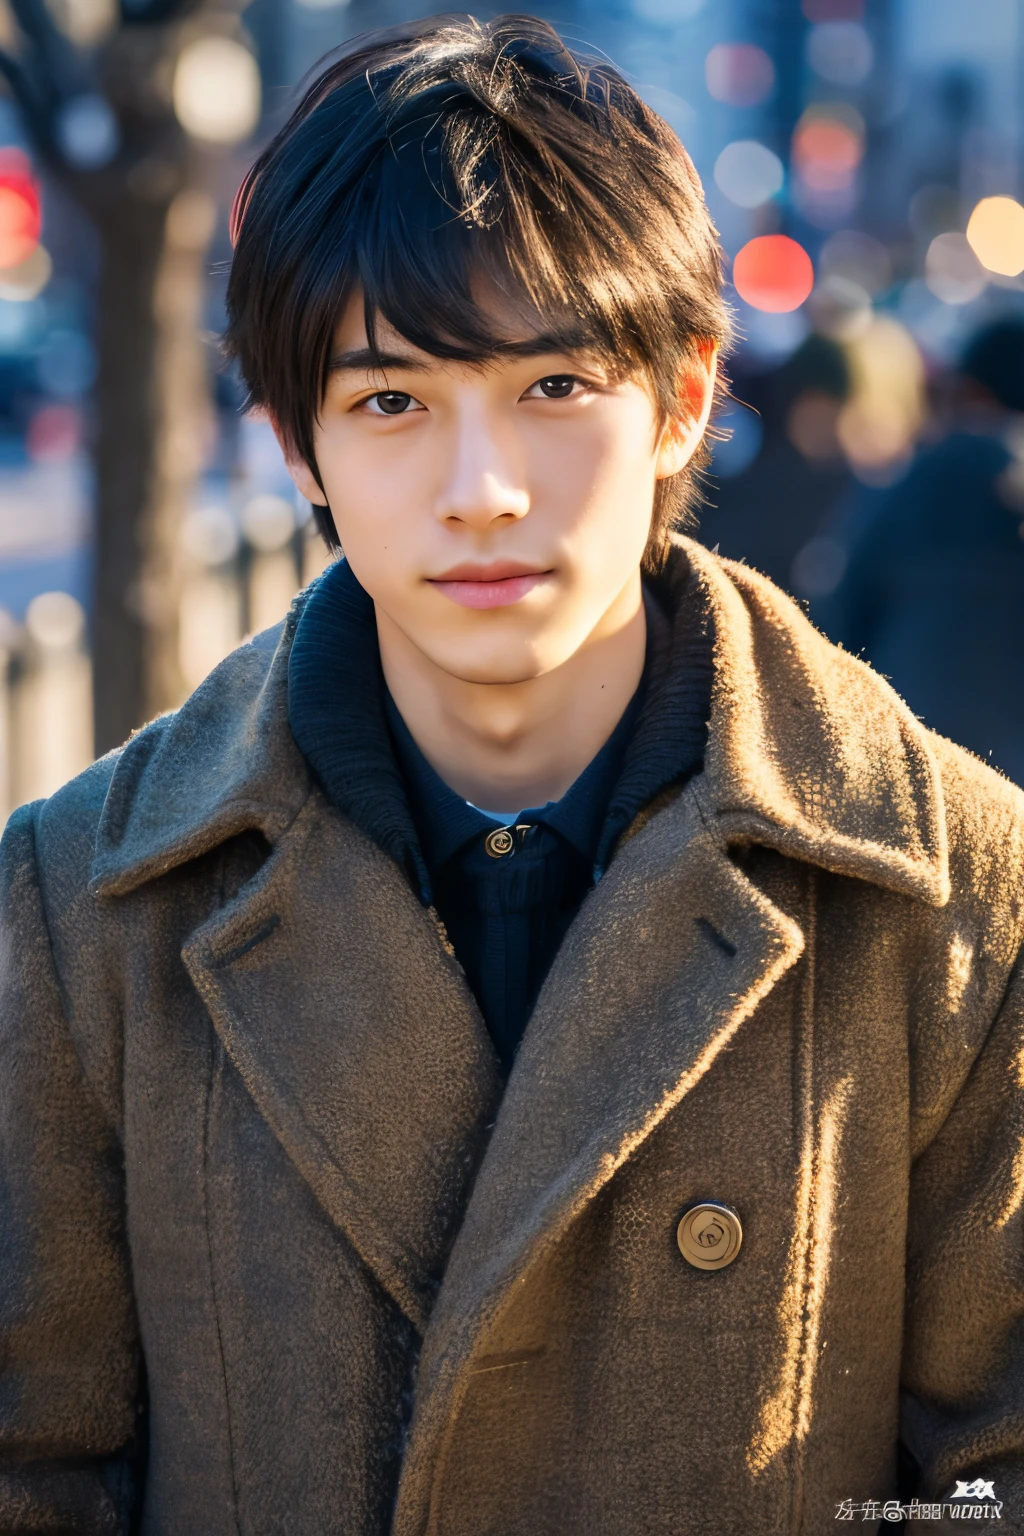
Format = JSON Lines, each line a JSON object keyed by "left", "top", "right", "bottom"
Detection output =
{"left": 3, "top": 539, "right": 1024, "bottom": 1535}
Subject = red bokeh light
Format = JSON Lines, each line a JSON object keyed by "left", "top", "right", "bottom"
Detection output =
{"left": 0, "top": 148, "right": 40, "bottom": 271}
{"left": 705, "top": 44, "right": 776, "bottom": 109}
{"left": 733, "top": 235, "right": 815, "bottom": 313}
{"left": 792, "top": 113, "right": 864, "bottom": 193}
{"left": 27, "top": 404, "right": 82, "bottom": 463}
{"left": 802, "top": 0, "right": 863, "bottom": 18}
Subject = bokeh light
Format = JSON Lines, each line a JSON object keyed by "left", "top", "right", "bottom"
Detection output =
{"left": 736, "top": 303, "right": 810, "bottom": 367}
{"left": 173, "top": 38, "right": 261, "bottom": 145}
{"left": 53, "top": 0, "right": 117, "bottom": 47}
{"left": 705, "top": 44, "right": 775, "bottom": 108}
{"left": 0, "top": 244, "right": 51, "bottom": 302}
{"left": 0, "top": 151, "right": 41, "bottom": 272}
{"left": 806, "top": 22, "right": 873, "bottom": 86}
{"left": 966, "top": 196, "right": 1024, "bottom": 278}
{"left": 792, "top": 106, "right": 865, "bottom": 225}
{"left": 27, "top": 404, "right": 82, "bottom": 464}
{"left": 792, "top": 537, "right": 848, "bottom": 598}
{"left": 240, "top": 494, "right": 295, "bottom": 553}
{"left": 713, "top": 140, "right": 784, "bottom": 209}
{"left": 26, "top": 591, "right": 86, "bottom": 650}
{"left": 55, "top": 94, "right": 119, "bottom": 169}
{"left": 733, "top": 236, "right": 814, "bottom": 313}
{"left": 0, "top": 188, "right": 40, "bottom": 271}
{"left": 710, "top": 402, "right": 763, "bottom": 478}
{"left": 37, "top": 329, "right": 96, "bottom": 395}
{"left": 180, "top": 505, "right": 240, "bottom": 567}
{"left": 837, "top": 316, "right": 925, "bottom": 482}
{"left": 924, "top": 232, "right": 986, "bottom": 305}
{"left": 792, "top": 107, "right": 864, "bottom": 193}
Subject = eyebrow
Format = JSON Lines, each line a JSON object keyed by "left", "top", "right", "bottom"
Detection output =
{"left": 327, "top": 333, "right": 595, "bottom": 376}
{"left": 328, "top": 348, "right": 439, "bottom": 375}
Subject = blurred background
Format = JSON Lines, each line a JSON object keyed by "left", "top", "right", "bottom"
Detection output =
{"left": 0, "top": 0, "right": 1022, "bottom": 819}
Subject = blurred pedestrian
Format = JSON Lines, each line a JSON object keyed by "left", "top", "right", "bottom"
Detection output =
{"left": 700, "top": 332, "right": 852, "bottom": 587}
{"left": 817, "top": 316, "right": 1024, "bottom": 784}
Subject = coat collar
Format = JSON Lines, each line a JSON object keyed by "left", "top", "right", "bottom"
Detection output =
{"left": 90, "top": 603, "right": 311, "bottom": 898}
{"left": 683, "top": 538, "right": 950, "bottom": 907}
{"left": 89, "top": 539, "right": 949, "bottom": 909}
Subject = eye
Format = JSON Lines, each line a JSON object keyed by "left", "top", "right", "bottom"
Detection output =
{"left": 362, "top": 391, "right": 423, "bottom": 416}
{"left": 525, "top": 374, "right": 582, "bottom": 401}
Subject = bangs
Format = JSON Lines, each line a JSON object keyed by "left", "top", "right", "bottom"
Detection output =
{"left": 357, "top": 184, "right": 605, "bottom": 375}
{"left": 353, "top": 100, "right": 684, "bottom": 383}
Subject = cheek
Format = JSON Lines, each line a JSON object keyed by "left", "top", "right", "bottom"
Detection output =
{"left": 315, "top": 427, "right": 420, "bottom": 555}
{"left": 535, "top": 406, "right": 659, "bottom": 543}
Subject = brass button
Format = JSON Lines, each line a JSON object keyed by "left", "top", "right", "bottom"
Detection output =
{"left": 677, "top": 1202, "right": 743, "bottom": 1271}
{"left": 484, "top": 826, "right": 516, "bottom": 858}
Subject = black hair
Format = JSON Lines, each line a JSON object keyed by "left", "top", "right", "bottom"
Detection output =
{"left": 224, "top": 12, "right": 733, "bottom": 569}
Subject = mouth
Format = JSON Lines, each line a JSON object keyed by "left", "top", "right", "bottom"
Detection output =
{"left": 427, "top": 561, "right": 554, "bottom": 611}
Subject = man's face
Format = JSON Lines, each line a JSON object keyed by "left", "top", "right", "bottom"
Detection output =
{"left": 281, "top": 292, "right": 715, "bottom": 685}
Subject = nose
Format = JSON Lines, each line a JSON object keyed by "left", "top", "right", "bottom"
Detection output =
{"left": 434, "top": 405, "right": 530, "bottom": 531}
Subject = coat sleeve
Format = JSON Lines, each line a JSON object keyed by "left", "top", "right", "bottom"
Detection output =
{"left": 901, "top": 942, "right": 1024, "bottom": 1528}
{"left": 0, "top": 804, "right": 142, "bottom": 1533}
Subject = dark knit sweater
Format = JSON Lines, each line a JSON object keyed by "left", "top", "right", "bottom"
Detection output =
{"left": 287, "top": 557, "right": 713, "bottom": 1072}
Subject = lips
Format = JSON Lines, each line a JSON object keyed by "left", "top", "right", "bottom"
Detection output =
{"left": 427, "top": 561, "right": 553, "bottom": 611}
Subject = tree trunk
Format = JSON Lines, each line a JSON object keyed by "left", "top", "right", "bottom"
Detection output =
{"left": 91, "top": 191, "right": 170, "bottom": 755}
{"left": 147, "top": 186, "right": 217, "bottom": 721}
{"left": 90, "top": 182, "right": 214, "bottom": 754}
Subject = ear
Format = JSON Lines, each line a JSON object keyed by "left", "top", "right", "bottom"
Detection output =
{"left": 655, "top": 340, "right": 719, "bottom": 481}
{"left": 262, "top": 408, "right": 329, "bottom": 507}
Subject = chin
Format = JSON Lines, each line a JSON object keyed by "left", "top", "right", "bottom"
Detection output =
{"left": 442, "top": 659, "right": 546, "bottom": 686}
{"left": 432, "top": 641, "right": 552, "bottom": 686}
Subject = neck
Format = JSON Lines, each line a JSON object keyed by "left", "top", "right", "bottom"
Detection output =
{"left": 377, "top": 574, "right": 647, "bottom": 811}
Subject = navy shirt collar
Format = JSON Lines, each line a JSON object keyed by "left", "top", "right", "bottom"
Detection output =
{"left": 384, "top": 672, "right": 646, "bottom": 876}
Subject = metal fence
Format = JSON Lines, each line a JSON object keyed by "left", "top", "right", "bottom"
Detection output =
{"left": 0, "top": 503, "right": 331, "bottom": 824}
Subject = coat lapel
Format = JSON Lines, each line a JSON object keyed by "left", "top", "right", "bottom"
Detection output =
{"left": 393, "top": 782, "right": 806, "bottom": 1532}
{"left": 180, "top": 792, "right": 502, "bottom": 1335}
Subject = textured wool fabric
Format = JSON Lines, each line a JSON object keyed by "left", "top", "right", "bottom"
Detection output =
{"left": 3, "top": 539, "right": 1024, "bottom": 1534}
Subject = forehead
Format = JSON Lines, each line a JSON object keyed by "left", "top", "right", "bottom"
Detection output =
{"left": 332, "top": 293, "right": 436, "bottom": 365}
{"left": 330, "top": 285, "right": 608, "bottom": 378}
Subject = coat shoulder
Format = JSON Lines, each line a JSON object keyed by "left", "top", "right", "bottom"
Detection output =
{"left": 702, "top": 546, "right": 1024, "bottom": 942}
{"left": 19, "top": 615, "right": 291, "bottom": 909}
{"left": 6, "top": 747, "right": 123, "bottom": 908}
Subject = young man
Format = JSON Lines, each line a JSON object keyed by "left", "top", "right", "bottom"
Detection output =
{"left": 2, "top": 15, "right": 1024, "bottom": 1535}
